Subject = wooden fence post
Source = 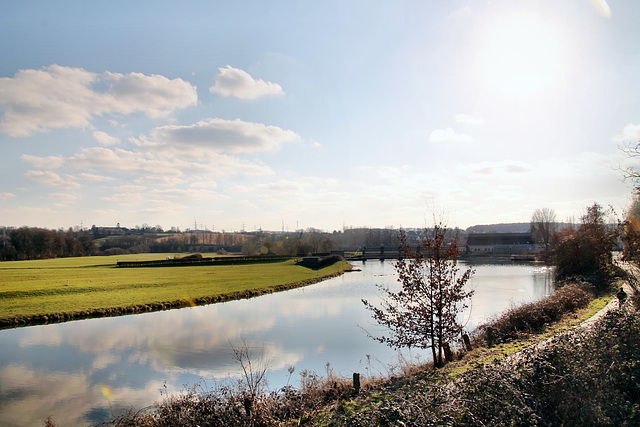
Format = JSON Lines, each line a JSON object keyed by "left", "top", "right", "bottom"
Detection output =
{"left": 353, "top": 372, "right": 360, "bottom": 395}
{"left": 462, "top": 334, "right": 472, "bottom": 352}
{"left": 486, "top": 326, "right": 494, "bottom": 348}
{"left": 443, "top": 342, "right": 453, "bottom": 363}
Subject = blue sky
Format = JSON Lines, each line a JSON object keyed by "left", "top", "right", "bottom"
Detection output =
{"left": 1, "top": 0, "right": 639, "bottom": 232}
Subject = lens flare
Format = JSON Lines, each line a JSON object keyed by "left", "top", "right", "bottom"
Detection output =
{"left": 591, "top": 0, "right": 611, "bottom": 18}
{"left": 629, "top": 211, "right": 640, "bottom": 233}
{"left": 99, "top": 384, "right": 114, "bottom": 401}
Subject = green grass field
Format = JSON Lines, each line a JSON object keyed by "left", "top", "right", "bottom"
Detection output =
{"left": 0, "top": 254, "right": 351, "bottom": 327}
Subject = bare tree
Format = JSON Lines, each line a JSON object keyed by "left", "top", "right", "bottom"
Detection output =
{"left": 530, "top": 208, "right": 557, "bottom": 249}
{"left": 362, "top": 223, "right": 474, "bottom": 368}
{"left": 620, "top": 140, "right": 640, "bottom": 186}
{"left": 230, "top": 338, "right": 271, "bottom": 418}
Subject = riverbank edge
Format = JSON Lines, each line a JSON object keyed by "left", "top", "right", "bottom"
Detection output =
{"left": 0, "top": 263, "right": 353, "bottom": 331}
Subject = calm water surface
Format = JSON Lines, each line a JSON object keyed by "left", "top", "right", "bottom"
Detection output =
{"left": 0, "top": 260, "right": 552, "bottom": 426}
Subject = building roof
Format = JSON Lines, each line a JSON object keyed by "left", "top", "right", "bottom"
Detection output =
{"left": 467, "top": 233, "right": 534, "bottom": 246}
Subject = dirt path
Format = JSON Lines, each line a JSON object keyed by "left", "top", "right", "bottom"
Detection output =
{"left": 503, "top": 257, "right": 636, "bottom": 367}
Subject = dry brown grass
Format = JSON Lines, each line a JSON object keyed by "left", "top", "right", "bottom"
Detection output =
{"left": 472, "top": 281, "right": 594, "bottom": 346}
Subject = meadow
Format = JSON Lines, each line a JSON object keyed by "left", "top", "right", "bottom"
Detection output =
{"left": 0, "top": 253, "right": 351, "bottom": 328}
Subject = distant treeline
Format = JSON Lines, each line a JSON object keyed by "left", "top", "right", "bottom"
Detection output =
{"left": 0, "top": 227, "right": 96, "bottom": 261}
{"left": 98, "top": 232, "right": 251, "bottom": 255}
{"left": 96, "top": 227, "right": 404, "bottom": 257}
{"left": 239, "top": 227, "right": 471, "bottom": 256}
{"left": 0, "top": 225, "right": 471, "bottom": 261}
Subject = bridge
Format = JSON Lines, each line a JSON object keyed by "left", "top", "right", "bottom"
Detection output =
{"left": 347, "top": 246, "right": 477, "bottom": 261}
{"left": 348, "top": 246, "right": 403, "bottom": 261}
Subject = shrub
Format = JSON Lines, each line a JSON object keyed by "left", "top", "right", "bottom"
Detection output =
{"left": 101, "top": 247, "right": 128, "bottom": 256}
{"left": 552, "top": 203, "right": 618, "bottom": 288}
{"left": 296, "top": 254, "right": 345, "bottom": 270}
{"left": 315, "top": 254, "right": 344, "bottom": 269}
{"left": 102, "top": 374, "right": 358, "bottom": 427}
{"left": 176, "top": 253, "right": 204, "bottom": 260}
{"left": 338, "top": 308, "right": 640, "bottom": 426}
{"left": 474, "top": 282, "right": 594, "bottom": 345}
{"left": 623, "top": 195, "right": 640, "bottom": 263}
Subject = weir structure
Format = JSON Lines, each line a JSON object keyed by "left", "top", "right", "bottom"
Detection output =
{"left": 348, "top": 246, "right": 403, "bottom": 261}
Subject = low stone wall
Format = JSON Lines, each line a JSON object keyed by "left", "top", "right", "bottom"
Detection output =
{"left": 117, "top": 255, "right": 292, "bottom": 268}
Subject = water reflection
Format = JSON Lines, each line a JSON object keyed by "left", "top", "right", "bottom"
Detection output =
{"left": 0, "top": 260, "right": 553, "bottom": 426}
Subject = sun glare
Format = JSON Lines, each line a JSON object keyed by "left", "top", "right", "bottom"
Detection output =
{"left": 591, "top": 0, "right": 612, "bottom": 18}
{"left": 480, "top": 17, "right": 563, "bottom": 98}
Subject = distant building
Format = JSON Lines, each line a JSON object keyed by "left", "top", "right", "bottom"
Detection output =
{"left": 466, "top": 232, "right": 540, "bottom": 256}
{"left": 91, "top": 225, "right": 128, "bottom": 237}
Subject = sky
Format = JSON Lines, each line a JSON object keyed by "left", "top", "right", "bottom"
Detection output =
{"left": 1, "top": 0, "right": 640, "bottom": 232}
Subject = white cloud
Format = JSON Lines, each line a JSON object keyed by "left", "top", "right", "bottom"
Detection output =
{"left": 100, "top": 192, "right": 145, "bottom": 203}
{"left": 0, "top": 65, "right": 99, "bottom": 136}
{"left": 72, "top": 147, "right": 179, "bottom": 175}
{"left": 114, "top": 184, "right": 147, "bottom": 192}
{"left": 49, "top": 193, "right": 79, "bottom": 202}
{"left": 152, "top": 188, "right": 223, "bottom": 200}
{"left": 239, "top": 199, "right": 259, "bottom": 210}
{"left": 455, "top": 113, "right": 485, "bottom": 125}
{"left": 139, "top": 199, "right": 189, "bottom": 214}
{"left": 209, "top": 66, "right": 284, "bottom": 100}
{"left": 24, "top": 147, "right": 183, "bottom": 177}
{"left": 0, "top": 192, "right": 16, "bottom": 200}
{"left": 93, "top": 131, "right": 121, "bottom": 146}
{"left": 23, "top": 144, "right": 274, "bottom": 180}
{"left": 257, "top": 179, "right": 305, "bottom": 193}
{"left": 471, "top": 161, "right": 532, "bottom": 175}
{"left": 613, "top": 123, "right": 640, "bottom": 144}
{"left": 105, "top": 71, "right": 198, "bottom": 117}
{"left": 190, "top": 180, "right": 218, "bottom": 188}
{"left": 134, "top": 175, "right": 183, "bottom": 187}
{"left": 25, "top": 170, "right": 80, "bottom": 189}
{"left": 72, "top": 172, "right": 115, "bottom": 182}
{"left": 21, "top": 154, "right": 66, "bottom": 169}
{"left": 148, "top": 118, "right": 300, "bottom": 154}
{"left": 0, "top": 65, "right": 197, "bottom": 137}
{"left": 428, "top": 127, "right": 474, "bottom": 144}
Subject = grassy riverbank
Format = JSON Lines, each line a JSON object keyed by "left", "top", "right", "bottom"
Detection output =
{"left": 0, "top": 254, "right": 352, "bottom": 329}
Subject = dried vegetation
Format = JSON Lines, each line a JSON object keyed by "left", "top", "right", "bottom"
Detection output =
{"left": 329, "top": 306, "right": 640, "bottom": 426}
{"left": 97, "top": 275, "right": 640, "bottom": 427}
{"left": 473, "top": 281, "right": 594, "bottom": 346}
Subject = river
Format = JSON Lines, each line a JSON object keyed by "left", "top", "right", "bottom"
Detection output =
{"left": 0, "top": 260, "right": 553, "bottom": 426}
